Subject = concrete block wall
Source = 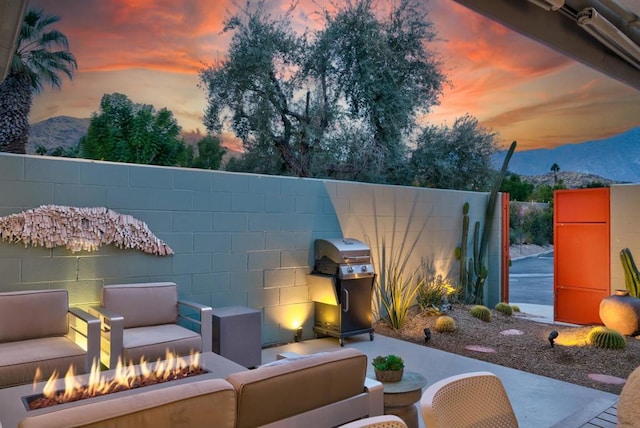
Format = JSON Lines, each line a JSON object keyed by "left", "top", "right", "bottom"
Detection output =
{"left": 610, "top": 184, "right": 640, "bottom": 294}
{"left": 0, "top": 153, "right": 502, "bottom": 345}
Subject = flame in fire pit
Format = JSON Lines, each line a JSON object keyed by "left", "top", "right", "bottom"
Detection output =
{"left": 28, "top": 351, "right": 203, "bottom": 410}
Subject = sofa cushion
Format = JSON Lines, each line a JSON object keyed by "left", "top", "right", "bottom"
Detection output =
{"left": 227, "top": 348, "right": 367, "bottom": 428}
{"left": 102, "top": 282, "right": 178, "bottom": 328}
{"left": 18, "top": 378, "right": 237, "bottom": 428}
{"left": 0, "top": 289, "right": 68, "bottom": 343}
{"left": 121, "top": 324, "right": 201, "bottom": 364}
{"left": 0, "top": 336, "right": 86, "bottom": 388}
{"left": 618, "top": 365, "right": 640, "bottom": 427}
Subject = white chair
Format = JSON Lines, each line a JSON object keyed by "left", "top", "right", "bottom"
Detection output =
{"left": 420, "top": 371, "right": 519, "bottom": 428}
{"left": 339, "top": 415, "right": 408, "bottom": 428}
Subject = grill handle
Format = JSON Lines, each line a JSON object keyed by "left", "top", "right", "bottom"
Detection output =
{"left": 342, "top": 289, "right": 349, "bottom": 312}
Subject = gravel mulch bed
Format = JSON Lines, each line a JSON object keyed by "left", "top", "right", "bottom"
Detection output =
{"left": 374, "top": 304, "right": 640, "bottom": 395}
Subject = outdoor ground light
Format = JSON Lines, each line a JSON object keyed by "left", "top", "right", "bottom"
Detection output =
{"left": 424, "top": 327, "right": 431, "bottom": 343}
{"left": 294, "top": 326, "right": 303, "bottom": 342}
{"left": 548, "top": 330, "right": 558, "bottom": 347}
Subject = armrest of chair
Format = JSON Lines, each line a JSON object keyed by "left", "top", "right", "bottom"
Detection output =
{"left": 364, "top": 377, "right": 384, "bottom": 417}
{"left": 178, "top": 300, "right": 212, "bottom": 353}
{"left": 88, "top": 305, "right": 124, "bottom": 368}
{"left": 67, "top": 307, "right": 101, "bottom": 372}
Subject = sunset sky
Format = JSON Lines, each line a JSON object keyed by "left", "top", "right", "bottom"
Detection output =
{"left": 27, "top": 0, "right": 640, "bottom": 152}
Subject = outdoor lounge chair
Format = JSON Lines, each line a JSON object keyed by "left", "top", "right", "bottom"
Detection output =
{"left": 420, "top": 371, "right": 519, "bottom": 428}
{"left": 339, "top": 415, "right": 408, "bottom": 427}
{"left": 89, "top": 282, "right": 212, "bottom": 368}
{"left": 0, "top": 289, "right": 100, "bottom": 388}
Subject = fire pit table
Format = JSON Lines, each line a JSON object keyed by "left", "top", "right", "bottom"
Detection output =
{"left": 0, "top": 352, "right": 247, "bottom": 428}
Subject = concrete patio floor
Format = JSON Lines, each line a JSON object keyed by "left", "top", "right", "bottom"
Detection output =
{"left": 262, "top": 334, "right": 619, "bottom": 428}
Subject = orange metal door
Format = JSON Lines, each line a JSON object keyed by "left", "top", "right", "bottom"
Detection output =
{"left": 554, "top": 188, "right": 610, "bottom": 324}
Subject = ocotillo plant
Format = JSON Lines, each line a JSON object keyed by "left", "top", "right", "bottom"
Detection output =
{"left": 620, "top": 248, "right": 640, "bottom": 297}
{"left": 456, "top": 141, "right": 517, "bottom": 304}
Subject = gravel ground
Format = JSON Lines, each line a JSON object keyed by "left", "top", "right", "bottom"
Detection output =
{"left": 374, "top": 304, "right": 640, "bottom": 395}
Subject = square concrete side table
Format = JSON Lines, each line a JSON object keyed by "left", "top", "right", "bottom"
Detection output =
{"left": 212, "top": 306, "right": 262, "bottom": 368}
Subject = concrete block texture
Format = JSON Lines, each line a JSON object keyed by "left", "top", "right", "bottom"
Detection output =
{"left": 0, "top": 154, "right": 506, "bottom": 346}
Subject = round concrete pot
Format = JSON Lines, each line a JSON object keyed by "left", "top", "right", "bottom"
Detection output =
{"left": 599, "top": 290, "right": 640, "bottom": 336}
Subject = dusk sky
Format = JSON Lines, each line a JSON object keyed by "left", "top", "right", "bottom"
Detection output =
{"left": 27, "top": 0, "right": 640, "bottom": 152}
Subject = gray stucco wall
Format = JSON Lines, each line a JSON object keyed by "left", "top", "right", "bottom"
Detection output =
{"left": 0, "top": 153, "right": 502, "bottom": 345}
{"left": 610, "top": 184, "right": 640, "bottom": 294}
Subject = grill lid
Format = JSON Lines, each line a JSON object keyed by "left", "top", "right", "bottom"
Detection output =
{"left": 314, "top": 238, "right": 374, "bottom": 279}
{"left": 314, "top": 238, "right": 371, "bottom": 264}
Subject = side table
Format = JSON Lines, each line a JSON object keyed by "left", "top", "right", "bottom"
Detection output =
{"left": 212, "top": 306, "right": 262, "bottom": 368}
{"left": 369, "top": 369, "right": 427, "bottom": 428}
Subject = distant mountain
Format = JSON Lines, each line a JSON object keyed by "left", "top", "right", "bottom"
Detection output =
{"left": 27, "top": 116, "right": 90, "bottom": 155}
{"left": 493, "top": 127, "right": 640, "bottom": 183}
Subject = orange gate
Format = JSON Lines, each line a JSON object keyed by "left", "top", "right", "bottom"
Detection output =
{"left": 554, "top": 188, "right": 610, "bottom": 324}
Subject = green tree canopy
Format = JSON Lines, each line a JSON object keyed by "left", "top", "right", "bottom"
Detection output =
{"left": 409, "top": 114, "right": 498, "bottom": 191}
{"left": 200, "top": 0, "right": 445, "bottom": 184}
{"left": 190, "top": 135, "right": 226, "bottom": 170}
{"left": 80, "top": 93, "right": 188, "bottom": 166}
{"left": 0, "top": 9, "right": 77, "bottom": 154}
{"left": 501, "top": 173, "right": 534, "bottom": 201}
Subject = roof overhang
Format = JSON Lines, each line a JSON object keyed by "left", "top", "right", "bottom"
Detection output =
{"left": 451, "top": 0, "right": 640, "bottom": 91}
{"left": 0, "top": 0, "right": 27, "bottom": 80}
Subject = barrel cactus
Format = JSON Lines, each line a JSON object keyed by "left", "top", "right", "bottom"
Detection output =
{"left": 435, "top": 316, "right": 457, "bottom": 333}
{"left": 470, "top": 305, "right": 491, "bottom": 322}
{"left": 495, "top": 302, "right": 513, "bottom": 316}
{"left": 511, "top": 305, "right": 521, "bottom": 313}
{"left": 587, "top": 327, "right": 626, "bottom": 349}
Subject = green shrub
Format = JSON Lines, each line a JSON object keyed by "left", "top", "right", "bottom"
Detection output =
{"left": 511, "top": 305, "right": 520, "bottom": 312}
{"left": 587, "top": 327, "right": 626, "bottom": 349}
{"left": 470, "top": 305, "right": 491, "bottom": 322}
{"left": 435, "top": 316, "right": 457, "bottom": 332}
{"left": 417, "top": 261, "right": 457, "bottom": 311}
{"left": 372, "top": 354, "right": 404, "bottom": 371}
{"left": 495, "top": 302, "right": 513, "bottom": 316}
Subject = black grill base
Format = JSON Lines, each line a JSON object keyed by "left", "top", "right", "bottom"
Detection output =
{"left": 313, "top": 301, "right": 374, "bottom": 347}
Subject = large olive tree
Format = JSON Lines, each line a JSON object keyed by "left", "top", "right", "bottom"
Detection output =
{"left": 200, "top": 0, "right": 445, "bottom": 184}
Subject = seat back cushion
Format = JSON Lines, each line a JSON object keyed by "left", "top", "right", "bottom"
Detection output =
{"left": 18, "top": 378, "right": 237, "bottom": 428}
{"left": 102, "top": 282, "right": 178, "bottom": 328}
{"left": 0, "top": 289, "right": 68, "bottom": 343}
{"left": 227, "top": 348, "right": 367, "bottom": 428}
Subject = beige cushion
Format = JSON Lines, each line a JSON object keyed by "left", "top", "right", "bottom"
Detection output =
{"left": 227, "top": 348, "right": 367, "bottom": 428}
{"left": 618, "top": 365, "right": 640, "bottom": 427}
{"left": 18, "top": 378, "right": 237, "bottom": 428}
{"left": 0, "top": 336, "right": 86, "bottom": 388}
{"left": 102, "top": 282, "right": 178, "bottom": 328}
{"left": 121, "top": 324, "right": 201, "bottom": 364}
{"left": 0, "top": 289, "right": 68, "bottom": 342}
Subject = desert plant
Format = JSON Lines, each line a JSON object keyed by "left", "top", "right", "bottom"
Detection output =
{"left": 495, "top": 302, "right": 514, "bottom": 316}
{"left": 620, "top": 248, "right": 640, "bottom": 298}
{"left": 435, "top": 316, "right": 457, "bottom": 332}
{"left": 470, "top": 305, "right": 492, "bottom": 322}
{"left": 371, "top": 197, "right": 430, "bottom": 330}
{"left": 587, "top": 327, "right": 626, "bottom": 349}
{"left": 371, "top": 354, "right": 404, "bottom": 371}
{"left": 417, "top": 259, "right": 458, "bottom": 311}
{"left": 511, "top": 305, "right": 521, "bottom": 312}
{"left": 456, "top": 141, "right": 517, "bottom": 304}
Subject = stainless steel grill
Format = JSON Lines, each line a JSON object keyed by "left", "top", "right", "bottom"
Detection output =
{"left": 308, "top": 238, "right": 375, "bottom": 346}
{"left": 313, "top": 238, "right": 374, "bottom": 280}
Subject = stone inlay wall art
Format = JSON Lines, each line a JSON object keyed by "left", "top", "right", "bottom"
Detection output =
{"left": 0, "top": 205, "right": 173, "bottom": 255}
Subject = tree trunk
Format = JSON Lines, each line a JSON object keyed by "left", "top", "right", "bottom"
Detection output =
{"left": 0, "top": 72, "right": 32, "bottom": 154}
